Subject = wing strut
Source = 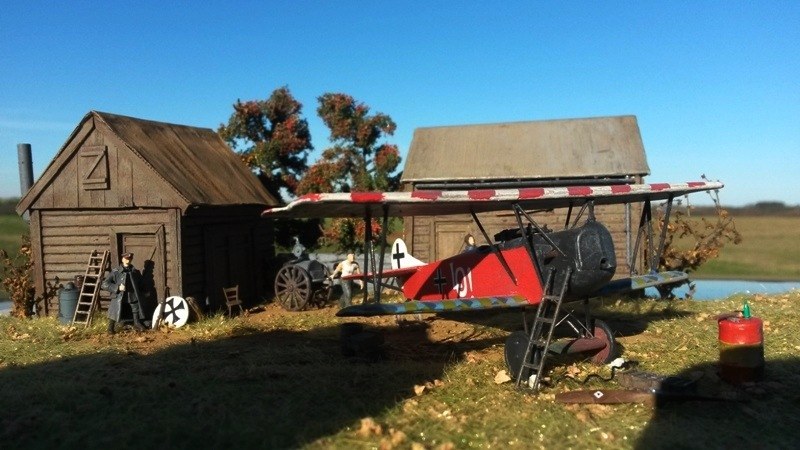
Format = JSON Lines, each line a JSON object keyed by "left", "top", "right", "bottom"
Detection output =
{"left": 654, "top": 195, "right": 674, "bottom": 271}
{"left": 513, "top": 204, "right": 567, "bottom": 257}
{"left": 512, "top": 204, "right": 544, "bottom": 283}
{"left": 471, "top": 210, "right": 517, "bottom": 285}
{"left": 629, "top": 196, "right": 675, "bottom": 275}
{"left": 374, "top": 204, "right": 390, "bottom": 304}
{"left": 630, "top": 199, "right": 650, "bottom": 275}
{"left": 568, "top": 201, "right": 592, "bottom": 229}
{"left": 363, "top": 206, "right": 372, "bottom": 305}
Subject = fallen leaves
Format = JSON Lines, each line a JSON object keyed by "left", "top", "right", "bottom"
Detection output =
{"left": 355, "top": 418, "right": 430, "bottom": 450}
{"left": 356, "top": 417, "right": 382, "bottom": 437}
{"left": 413, "top": 379, "right": 444, "bottom": 395}
{"left": 494, "top": 370, "right": 511, "bottom": 384}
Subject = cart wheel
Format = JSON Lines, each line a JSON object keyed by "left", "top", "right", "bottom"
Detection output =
{"left": 589, "top": 319, "right": 617, "bottom": 365}
{"left": 274, "top": 265, "right": 312, "bottom": 311}
{"left": 504, "top": 330, "right": 543, "bottom": 382}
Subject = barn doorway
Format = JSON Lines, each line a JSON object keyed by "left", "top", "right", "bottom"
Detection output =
{"left": 109, "top": 225, "right": 166, "bottom": 319}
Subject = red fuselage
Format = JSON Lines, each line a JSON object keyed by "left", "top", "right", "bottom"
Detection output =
{"left": 399, "top": 220, "right": 617, "bottom": 305}
{"left": 401, "top": 246, "right": 543, "bottom": 302}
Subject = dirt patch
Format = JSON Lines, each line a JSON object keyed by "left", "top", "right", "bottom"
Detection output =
{"left": 80, "top": 301, "right": 498, "bottom": 357}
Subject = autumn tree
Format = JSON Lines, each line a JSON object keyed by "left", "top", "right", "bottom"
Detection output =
{"left": 655, "top": 185, "right": 742, "bottom": 298}
{"left": 297, "top": 93, "right": 402, "bottom": 251}
{"left": 218, "top": 86, "right": 312, "bottom": 201}
{"left": 218, "top": 86, "right": 321, "bottom": 250}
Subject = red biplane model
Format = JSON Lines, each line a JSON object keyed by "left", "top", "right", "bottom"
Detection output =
{"left": 263, "top": 181, "right": 723, "bottom": 390}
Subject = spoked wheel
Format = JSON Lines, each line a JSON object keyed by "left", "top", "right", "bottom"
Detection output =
{"left": 504, "top": 330, "right": 543, "bottom": 383}
{"left": 559, "top": 315, "right": 618, "bottom": 365}
{"left": 274, "top": 265, "right": 312, "bottom": 311}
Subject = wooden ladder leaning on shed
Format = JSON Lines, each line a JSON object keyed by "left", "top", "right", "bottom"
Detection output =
{"left": 71, "top": 250, "right": 110, "bottom": 327}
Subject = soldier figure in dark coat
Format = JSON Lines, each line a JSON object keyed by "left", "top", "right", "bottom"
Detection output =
{"left": 102, "top": 252, "right": 146, "bottom": 333}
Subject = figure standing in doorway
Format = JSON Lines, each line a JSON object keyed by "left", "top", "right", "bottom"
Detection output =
{"left": 102, "top": 252, "right": 146, "bottom": 333}
{"left": 330, "top": 253, "right": 363, "bottom": 308}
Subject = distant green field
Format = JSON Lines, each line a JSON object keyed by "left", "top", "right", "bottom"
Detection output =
{"left": 0, "top": 214, "right": 27, "bottom": 301}
{"left": 0, "top": 214, "right": 27, "bottom": 254}
{"left": 674, "top": 215, "right": 800, "bottom": 280}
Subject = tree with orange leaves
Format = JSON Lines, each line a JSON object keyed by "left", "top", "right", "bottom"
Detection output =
{"left": 297, "top": 93, "right": 402, "bottom": 251}
{"left": 218, "top": 86, "right": 313, "bottom": 201}
{"left": 218, "top": 87, "right": 321, "bottom": 251}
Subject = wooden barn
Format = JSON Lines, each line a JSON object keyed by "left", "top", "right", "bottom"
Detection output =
{"left": 16, "top": 111, "right": 278, "bottom": 317}
{"left": 400, "top": 115, "right": 650, "bottom": 277}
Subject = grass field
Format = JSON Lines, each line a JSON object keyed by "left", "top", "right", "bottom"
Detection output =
{"left": 0, "top": 215, "right": 28, "bottom": 302}
{"left": 674, "top": 215, "right": 800, "bottom": 281}
{"left": 0, "top": 214, "right": 27, "bottom": 257}
{"left": 1, "top": 293, "right": 798, "bottom": 449}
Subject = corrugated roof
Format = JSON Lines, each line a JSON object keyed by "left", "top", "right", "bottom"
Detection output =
{"left": 401, "top": 115, "right": 650, "bottom": 183}
{"left": 94, "top": 111, "right": 277, "bottom": 207}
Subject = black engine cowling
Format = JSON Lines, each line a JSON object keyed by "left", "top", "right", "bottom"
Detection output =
{"left": 497, "top": 220, "right": 616, "bottom": 300}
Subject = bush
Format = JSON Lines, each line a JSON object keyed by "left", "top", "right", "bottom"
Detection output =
{"left": 0, "top": 235, "right": 59, "bottom": 318}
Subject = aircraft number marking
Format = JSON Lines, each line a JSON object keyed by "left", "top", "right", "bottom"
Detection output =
{"left": 449, "top": 263, "right": 474, "bottom": 298}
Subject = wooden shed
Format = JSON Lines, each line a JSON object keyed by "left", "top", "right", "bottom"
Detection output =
{"left": 16, "top": 111, "right": 278, "bottom": 317}
{"left": 401, "top": 115, "right": 650, "bottom": 277}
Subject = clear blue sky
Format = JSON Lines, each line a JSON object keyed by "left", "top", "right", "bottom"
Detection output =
{"left": 1, "top": 1, "right": 798, "bottom": 206}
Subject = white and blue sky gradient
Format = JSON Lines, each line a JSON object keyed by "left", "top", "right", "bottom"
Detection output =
{"left": 1, "top": 1, "right": 798, "bottom": 206}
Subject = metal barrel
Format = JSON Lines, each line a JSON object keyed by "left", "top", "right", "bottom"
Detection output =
{"left": 718, "top": 316, "right": 764, "bottom": 384}
{"left": 58, "top": 283, "right": 79, "bottom": 325}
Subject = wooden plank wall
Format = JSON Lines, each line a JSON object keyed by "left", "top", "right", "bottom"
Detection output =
{"left": 37, "top": 209, "right": 178, "bottom": 315}
{"left": 30, "top": 119, "right": 185, "bottom": 211}
{"left": 181, "top": 207, "right": 272, "bottom": 308}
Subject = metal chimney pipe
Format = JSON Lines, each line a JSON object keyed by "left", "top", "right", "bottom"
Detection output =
{"left": 17, "top": 143, "right": 33, "bottom": 221}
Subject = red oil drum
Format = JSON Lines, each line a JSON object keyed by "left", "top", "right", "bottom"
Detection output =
{"left": 718, "top": 316, "right": 764, "bottom": 384}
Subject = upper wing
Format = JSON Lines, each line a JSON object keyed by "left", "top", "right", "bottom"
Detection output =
{"left": 263, "top": 181, "right": 723, "bottom": 218}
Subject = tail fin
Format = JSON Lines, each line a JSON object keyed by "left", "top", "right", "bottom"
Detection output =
{"left": 390, "top": 238, "right": 425, "bottom": 269}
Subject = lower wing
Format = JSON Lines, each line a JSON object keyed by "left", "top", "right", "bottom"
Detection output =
{"left": 337, "top": 295, "right": 529, "bottom": 317}
{"left": 337, "top": 271, "right": 688, "bottom": 318}
{"left": 594, "top": 271, "right": 689, "bottom": 297}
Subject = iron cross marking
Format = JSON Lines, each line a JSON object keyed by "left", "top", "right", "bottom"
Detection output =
{"left": 433, "top": 268, "right": 448, "bottom": 295}
{"left": 163, "top": 298, "right": 186, "bottom": 324}
{"left": 392, "top": 242, "right": 405, "bottom": 268}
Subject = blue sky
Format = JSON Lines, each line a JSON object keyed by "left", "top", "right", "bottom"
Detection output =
{"left": 1, "top": 1, "right": 798, "bottom": 206}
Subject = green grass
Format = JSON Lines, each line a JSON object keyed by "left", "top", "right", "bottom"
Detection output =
{"left": 0, "top": 214, "right": 27, "bottom": 302}
{"left": 677, "top": 215, "right": 800, "bottom": 280}
{"left": 1, "top": 293, "right": 799, "bottom": 449}
{"left": 0, "top": 214, "right": 27, "bottom": 256}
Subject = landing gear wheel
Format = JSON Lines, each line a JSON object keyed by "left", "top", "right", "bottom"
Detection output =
{"left": 504, "top": 330, "right": 543, "bottom": 382}
{"left": 589, "top": 319, "right": 617, "bottom": 365}
{"left": 274, "top": 265, "right": 312, "bottom": 311}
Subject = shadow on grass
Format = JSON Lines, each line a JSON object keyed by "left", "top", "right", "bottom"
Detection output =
{"left": 439, "top": 299, "right": 696, "bottom": 339}
{"left": 635, "top": 357, "right": 800, "bottom": 449}
{"left": 0, "top": 322, "right": 501, "bottom": 449}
